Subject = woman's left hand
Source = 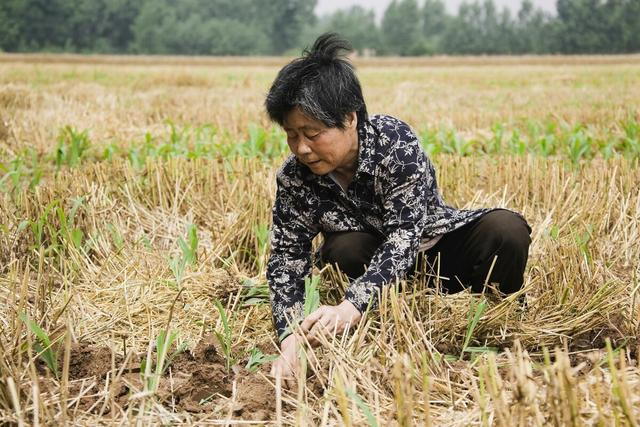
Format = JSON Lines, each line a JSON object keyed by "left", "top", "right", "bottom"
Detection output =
{"left": 300, "top": 300, "right": 362, "bottom": 347}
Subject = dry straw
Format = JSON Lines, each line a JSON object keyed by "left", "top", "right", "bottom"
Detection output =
{"left": 1, "top": 57, "right": 639, "bottom": 425}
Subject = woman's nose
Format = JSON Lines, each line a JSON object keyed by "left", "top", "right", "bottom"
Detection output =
{"left": 297, "top": 137, "right": 312, "bottom": 155}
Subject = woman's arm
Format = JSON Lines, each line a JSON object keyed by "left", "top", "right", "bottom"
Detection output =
{"left": 344, "top": 124, "right": 429, "bottom": 313}
{"left": 266, "top": 171, "right": 319, "bottom": 345}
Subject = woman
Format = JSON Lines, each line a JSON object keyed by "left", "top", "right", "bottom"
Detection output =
{"left": 265, "top": 33, "right": 531, "bottom": 385}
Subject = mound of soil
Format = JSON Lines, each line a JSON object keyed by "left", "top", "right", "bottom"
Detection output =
{"left": 59, "top": 335, "right": 288, "bottom": 421}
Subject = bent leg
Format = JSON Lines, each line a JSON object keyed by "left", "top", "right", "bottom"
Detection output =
{"left": 320, "top": 231, "right": 384, "bottom": 279}
{"left": 424, "top": 209, "right": 532, "bottom": 295}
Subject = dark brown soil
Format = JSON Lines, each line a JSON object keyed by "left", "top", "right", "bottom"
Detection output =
{"left": 57, "top": 334, "right": 292, "bottom": 421}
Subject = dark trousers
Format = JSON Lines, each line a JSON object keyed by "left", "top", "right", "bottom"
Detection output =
{"left": 320, "top": 209, "right": 532, "bottom": 295}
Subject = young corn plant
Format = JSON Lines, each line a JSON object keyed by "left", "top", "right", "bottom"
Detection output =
{"left": 239, "top": 278, "right": 270, "bottom": 307}
{"left": 346, "top": 388, "right": 379, "bottom": 427}
{"left": 245, "top": 347, "right": 278, "bottom": 373}
{"left": 55, "top": 197, "right": 85, "bottom": 251}
{"left": 276, "top": 275, "right": 321, "bottom": 343}
{"left": 19, "top": 313, "right": 60, "bottom": 379}
{"left": 141, "top": 289, "right": 187, "bottom": 395}
{"left": 460, "top": 296, "right": 492, "bottom": 360}
{"left": 53, "top": 126, "right": 91, "bottom": 169}
{"left": 566, "top": 126, "right": 593, "bottom": 164}
{"left": 213, "top": 298, "right": 235, "bottom": 373}
{"left": 169, "top": 224, "right": 198, "bottom": 288}
{"left": 303, "top": 275, "right": 321, "bottom": 317}
{"left": 141, "top": 330, "right": 187, "bottom": 394}
{"left": 253, "top": 223, "right": 270, "bottom": 273}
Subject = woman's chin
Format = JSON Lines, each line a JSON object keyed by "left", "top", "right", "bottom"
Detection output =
{"left": 306, "top": 161, "right": 327, "bottom": 174}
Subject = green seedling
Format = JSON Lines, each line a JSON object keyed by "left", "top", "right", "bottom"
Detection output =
{"left": 54, "top": 126, "right": 91, "bottom": 169}
{"left": 169, "top": 224, "right": 198, "bottom": 287}
{"left": 141, "top": 330, "right": 187, "bottom": 394}
{"left": 488, "top": 122, "right": 505, "bottom": 154}
{"left": 573, "top": 224, "right": 593, "bottom": 265}
{"left": 346, "top": 388, "right": 379, "bottom": 427}
{"left": 440, "top": 129, "right": 474, "bottom": 156}
{"left": 304, "top": 275, "right": 321, "bottom": 317}
{"left": 508, "top": 129, "right": 528, "bottom": 155}
{"left": 277, "top": 275, "right": 321, "bottom": 343}
{"left": 245, "top": 346, "right": 278, "bottom": 373}
{"left": 29, "top": 200, "right": 59, "bottom": 250}
{"left": 240, "top": 278, "right": 270, "bottom": 307}
{"left": 107, "top": 223, "right": 124, "bottom": 251}
{"left": 213, "top": 298, "right": 235, "bottom": 373}
{"left": 141, "top": 289, "right": 187, "bottom": 395}
{"left": 178, "top": 223, "right": 198, "bottom": 265}
{"left": 605, "top": 339, "right": 637, "bottom": 426}
{"left": 566, "top": 126, "right": 593, "bottom": 164}
{"left": 56, "top": 196, "right": 85, "bottom": 250}
{"left": 253, "top": 223, "right": 270, "bottom": 272}
{"left": 19, "top": 313, "right": 60, "bottom": 379}
{"left": 0, "top": 148, "right": 43, "bottom": 191}
{"left": 460, "top": 296, "right": 488, "bottom": 360}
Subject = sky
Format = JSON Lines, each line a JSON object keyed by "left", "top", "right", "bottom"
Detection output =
{"left": 315, "top": 0, "right": 558, "bottom": 20}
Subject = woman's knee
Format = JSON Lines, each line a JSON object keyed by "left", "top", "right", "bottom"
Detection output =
{"left": 478, "top": 210, "right": 531, "bottom": 255}
{"left": 320, "top": 231, "right": 383, "bottom": 278}
{"left": 472, "top": 210, "right": 531, "bottom": 294}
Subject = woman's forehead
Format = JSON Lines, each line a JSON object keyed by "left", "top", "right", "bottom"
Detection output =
{"left": 283, "top": 107, "right": 324, "bottom": 129}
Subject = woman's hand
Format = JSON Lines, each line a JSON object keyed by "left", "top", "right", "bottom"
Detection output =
{"left": 270, "top": 333, "right": 301, "bottom": 389}
{"left": 300, "top": 300, "right": 362, "bottom": 347}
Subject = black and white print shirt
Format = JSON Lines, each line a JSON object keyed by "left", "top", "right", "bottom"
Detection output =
{"left": 267, "top": 114, "right": 495, "bottom": 343}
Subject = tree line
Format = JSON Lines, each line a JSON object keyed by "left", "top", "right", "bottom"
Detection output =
{"left": 1, "top": 0, "right": 638, "bottom": 55}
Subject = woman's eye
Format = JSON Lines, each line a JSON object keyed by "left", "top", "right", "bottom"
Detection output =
{"left": 307, "top": 133, "right": 320, "bottom": 140}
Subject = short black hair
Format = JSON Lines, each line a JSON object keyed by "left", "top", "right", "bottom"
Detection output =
{"left": 265, "top": 33, "right": 368, "bottom": 130}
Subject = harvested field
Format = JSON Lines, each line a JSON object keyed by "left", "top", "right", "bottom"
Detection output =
{"left": 1, "top": 54, "right": 639, "bottom": 425}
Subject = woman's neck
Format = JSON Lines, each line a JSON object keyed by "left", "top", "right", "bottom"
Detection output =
{"left": 333, "top": 129, "right": 359, "bottom": 189}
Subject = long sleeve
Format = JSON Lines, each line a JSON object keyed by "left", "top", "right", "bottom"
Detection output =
{"left": 344, "top": 127, "right": 429, "bottom": 313}
{"left": 266, "top": 172, "right": 319, "bottom": 344}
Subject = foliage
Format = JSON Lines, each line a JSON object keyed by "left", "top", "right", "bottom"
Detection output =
{"left": 213, "top": 298, "right": 235, "bottom": 373}
{"left": 245, "top": 346, "right": 278, "bottom": 373}
{"left": 18, "top": 313, "right": 60, "bottom": 379}
{"left": 141, "top": 330, "right": 187, "bottom": 394}
{"left": 2, "top": 0, "right": 639, "bottom": 55}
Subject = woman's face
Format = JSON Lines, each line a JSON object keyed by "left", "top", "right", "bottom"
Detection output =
{"left": 282, "top": 106, "right": 359, "bottom": 177}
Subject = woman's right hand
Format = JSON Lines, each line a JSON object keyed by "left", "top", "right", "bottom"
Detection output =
{"left": 270, "top": 333, "right": 301, "bottom": 389}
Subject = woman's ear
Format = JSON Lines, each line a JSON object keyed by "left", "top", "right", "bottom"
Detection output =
{"left": 346, "top": 111, "right": 357, "bottom": 129}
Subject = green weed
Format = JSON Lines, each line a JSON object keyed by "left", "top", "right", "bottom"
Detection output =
{"left": 304, "top": 275, "right": 321, "bottom": 317}
{"left": 239, "top": 278, "right": 270, "bottom": 307}
{"left": 346, "top": 388, "right": 379, "bottom": 427}
{"left": 460, "top": 296, "right": 489, "bottom": 360}
{"left": 213, "top": 298, "right": 235, "bottom": 373}
{"left": 19, "top": 313, "right": 60, "bottom": 379}
{"left": 54, "top": 126, "right": 91, "bottom": 169}
{"left": 245, "top": 346, "right": 278, "bottom": 373}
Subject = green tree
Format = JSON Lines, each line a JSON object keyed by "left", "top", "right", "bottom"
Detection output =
{"left": 421, "top": 0, "right": 449, "bottom": 52}
{"left": 514, "top": 0, "right": 555, "bottom": 53}
{"left": 0, "top": 0, "right": 75, "bottom": 51}
{"left": 381, "top": 0, "right": 425, "bottom": 55}
{"left": 555, "top": 0, "right": 623, "bottom": 53}
{"left": 441, "top": 2, "right": 483, "bottom": 54}
{"left": 0, "top": 1, "right": 21, "bottom": 51}
{"left": 68, "top": 0, "right": 141, "bottom": 52}
{"left": 325, "top": 6, "right": 379, "bottom": 54}
{"left": 263, "top": 0, "right": 318, "bottom": 54}
{"left": 441, "top": 0, "right": 517, "bottom": 54}
{"left": 621, "top": 0, "right": 640, "bottom": 51}
{"left": 132, "top": 0, "right": 271, "bottom": 54}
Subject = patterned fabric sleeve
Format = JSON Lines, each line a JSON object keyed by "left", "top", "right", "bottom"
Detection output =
{"left": 266, "top": 171, "right": 319, "bottom": 344}
{"left": 344, "top": 124, "right": 428, "bottom": 313}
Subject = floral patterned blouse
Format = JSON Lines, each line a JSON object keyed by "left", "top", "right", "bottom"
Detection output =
{"left": 266, "top": 114, "right": 495, "bottom": 343}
